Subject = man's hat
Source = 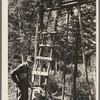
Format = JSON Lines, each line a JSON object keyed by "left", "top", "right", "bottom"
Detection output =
{"left": 27, "top": 55, "right": 34, "bottom": 63}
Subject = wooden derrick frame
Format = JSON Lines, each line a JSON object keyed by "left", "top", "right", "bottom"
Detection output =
{"left": 33, "top": 0, "right": 95, "bottom": 100}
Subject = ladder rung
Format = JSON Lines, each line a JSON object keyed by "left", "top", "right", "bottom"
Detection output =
{"left": 42, "top": 32, "right": 47, "bottom": 34}
{"left": 36, "top": 56, "right": 54, "bottom": 61}
{"left": 32, "top": 71, "right": 48, "bottom": 76}
{"left": 31, "top": 86, "right": 46, "bottom": 89}
{"left": 47, "top": 19, "right": 58, "bottom": 22}
{"left": 42, "top": 31, "right": 57, "bottom": 34}
{"left": 39, "top": 44, "right": 54, "bottom": 47}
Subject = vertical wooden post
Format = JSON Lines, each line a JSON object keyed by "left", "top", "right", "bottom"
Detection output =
{"left": 73, "top": 21, "right": 79, "bottom": 100}
{"left": 34, "top": 2, "right": 40, "bottom": 58}
{"left": 34, "top": 0, "right": 44, "bottom": 86}
{"left": 39, "top": 60, "right": 42, "bottom": 85}
{"left": 62, "top": 9, "right": 69, "bottom": 100}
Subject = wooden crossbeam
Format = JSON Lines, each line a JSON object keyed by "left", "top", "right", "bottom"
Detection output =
{"left": 36, "top": 56, "right": 54, "bottom": 61}
{"left": 44, "top": 0, "right": 95, "bottom": 11}
{"left": 42, "top": 31, "right": 57, "bottom": 34}
{"left": 62, "top": 0, "right": 77, "bottom": 4}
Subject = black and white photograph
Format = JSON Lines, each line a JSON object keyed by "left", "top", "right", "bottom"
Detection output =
{"left": 6, "top": 0, "right": 98, "bottom": 100}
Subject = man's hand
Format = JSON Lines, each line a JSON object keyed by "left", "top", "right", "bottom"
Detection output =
{"left": 15, "top": 82, "right": 20, "bottom": 87}
{"left": 28, "top": 82, "right": 33, "bottom": 87}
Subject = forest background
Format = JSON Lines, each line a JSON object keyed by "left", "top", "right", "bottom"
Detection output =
{"left": 8, "top": 0, "right": 96, "bottom": 100}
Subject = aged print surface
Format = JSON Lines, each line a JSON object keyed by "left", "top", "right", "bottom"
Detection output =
{"left": 8, "top": 0, "right": 97, "bottom": 100}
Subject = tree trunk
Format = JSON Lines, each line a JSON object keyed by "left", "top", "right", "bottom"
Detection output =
{"left": 78, "top": 4, "right": 92, "bottom": 100}
{"left": 62, "top": 9, "right": 69, "bottom": 100}
{"left": 34, "top": 24, "right": 39, "bottom": 58}
{"left": 17, "top": 0, "right": 24, "bottom": 63}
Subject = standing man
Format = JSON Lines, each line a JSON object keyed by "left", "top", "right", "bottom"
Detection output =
{"left": 11, "top": 55, "right": 34, "bottom": 100}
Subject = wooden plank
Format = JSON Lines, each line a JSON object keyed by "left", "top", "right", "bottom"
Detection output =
{"left": 39, "top": 44, "right": 54, "bottom": 47}
{"left": 62, "top": 0, "right": 77, "bottom": 4}
{"left": 42, "top": 32, "right": 48, "bottom": 34}
{"left": 42, "top": 31, "right": 57, "bottom": 34}
{"left": 32, "top": 71, "right": 48, "bottom": 76}
{"left": 36, "top": 56, "right": 54, "bottom": 61}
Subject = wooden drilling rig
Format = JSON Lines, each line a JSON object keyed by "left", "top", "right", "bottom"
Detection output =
{"left": 28, "top": 0, "right": 95, "bottom": 100}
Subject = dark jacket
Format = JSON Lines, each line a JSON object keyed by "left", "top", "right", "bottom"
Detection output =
{"left": 11, "top": 62, "right": 32, "bottom": 86}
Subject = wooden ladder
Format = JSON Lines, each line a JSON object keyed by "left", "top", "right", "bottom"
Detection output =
{"left": 30, "top": 1, "right": 59, "bottom": 100}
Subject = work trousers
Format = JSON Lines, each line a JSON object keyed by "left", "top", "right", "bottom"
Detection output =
{"left": 17, "top": 84, "right": 28, "bottom": 100}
